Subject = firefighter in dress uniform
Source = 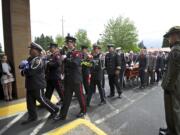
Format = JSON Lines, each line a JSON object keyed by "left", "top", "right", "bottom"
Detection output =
{"left": 54, "top": 34, "right": 86, "bottom": 121}
{"left": 105, "top": 44, "right": 122, "bottom": 98}
{"left": 81, "top": 45, "right": 93, "bottom": 95}
{"left": 45, "top": 43, "right": 64, "bottom": 105}
{"left": 86, "top": 44, "right": 106, "bottom": 107}
{"left": 20, "top": 42, "right": 59, "bottom": 125}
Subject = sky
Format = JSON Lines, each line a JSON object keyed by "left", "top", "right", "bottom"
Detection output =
{"left": 0, "top": 0, "right": 180, "bottom": 50}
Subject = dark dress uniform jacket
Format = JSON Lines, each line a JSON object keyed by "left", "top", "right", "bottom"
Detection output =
{"left": 137, "top": 55, "right": 147, "bottom": 70}
{"left": 24, "top": 56, "right": 46, "bottom": 91}
{"left": 64, "top": 50, "right": 82, "bottom": 84}
{"left": 91, "top": 53, "right": 103, "bottom": 81}
{"left": 46, "top": 51, "right": 62, "bottom": 80}
{"left": 147, "top": 55, "right": 156, "bottom": 70}
{"left": 161, "top": 44, "right": 180, "bottom": 92}
{"left": 156, "top": 55, "right": 163, "bottom": 70}
{"left": 105, "top": 52, "right": 120, "bottom": 75}
{"left": 161, "top": 43, "right": 180, "bottom": 135}
{"left": 82, "top": 53, "right": 91, "bottom": 76}
{"left": 120, "top": 53, "right": 126, "bottom": 71}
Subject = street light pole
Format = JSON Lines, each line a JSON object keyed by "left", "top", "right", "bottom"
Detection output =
{"left": 61, "top": 16, "right": 64, "bottom": 37}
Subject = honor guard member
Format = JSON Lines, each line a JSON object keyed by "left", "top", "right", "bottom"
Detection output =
{"left": 101, "top": 53, "right": 106, "bottom": 90}
{"left": 86, "top": 44, "right": 106, "bottom": 107}
{"left": 19, "top": 42, "right": 59, "bottom": 124}
{"left": 81, "top": 45, "right": 93, "bottom": 95}
{"left": 116, "top": 47, "right": 126, "bottom": 90}
{"left": 54, "top": 34, "right": 86, "bottom": 121}
{"left": 45, "top": 43, "right": 64, "bottom": 104}
{"left": 160, "top": 26, "right": 180, "bottom": 135}
{"left": 105, "top": 44, "right": 122, "bottom": 98}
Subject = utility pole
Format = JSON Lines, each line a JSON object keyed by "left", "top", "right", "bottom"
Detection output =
{"left": 61, "top": 16, "right": 64, "bottom": 37}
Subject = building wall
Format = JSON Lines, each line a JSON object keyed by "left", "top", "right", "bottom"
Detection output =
{"left": 2, "top": 0, "right": 31, "bottom": 98}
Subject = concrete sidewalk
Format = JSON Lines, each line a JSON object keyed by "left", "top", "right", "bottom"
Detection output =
{"left": 0, "top": 84, "right": 165, "bottom": 135}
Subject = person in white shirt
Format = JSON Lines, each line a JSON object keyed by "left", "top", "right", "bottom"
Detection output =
{"left": 1, "top": 55, "right": 14, "bottom": 101}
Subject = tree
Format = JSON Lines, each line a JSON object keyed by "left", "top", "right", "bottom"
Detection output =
{"left": 162, "top": 38, "right": 169, "bottom": 48}
{"left": 34, "top": 34, "right": 54, "bottom": 50}
{"left": 138, "top": 40, "right": 146, "bottom": 49}
{"left": 55, "top": 34, "right": 65, "bottom": 48}
{"left": 101, "top": 16, "right": 139, "bottom": 52}
{"left": 75, "top": 29, "right": 91, "bottom": 50}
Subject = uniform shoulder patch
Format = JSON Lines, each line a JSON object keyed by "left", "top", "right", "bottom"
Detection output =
{"left": 31, "top": 57, "right": 42, "bottom": 69}
{"left": 35, "top": 58, "right": 41, "bottom": 64}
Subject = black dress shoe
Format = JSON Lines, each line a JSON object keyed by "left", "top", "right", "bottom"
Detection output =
{"left": 53, "top": 115, "right": 66, "bottom": 121}
{"left": 159, "top": 128, "right": 170, "bottom": 135}
{"left": 48, "top": 107, "right": 60, "bottom": 119}
{"left": 159, "top": 128, "right": 168, "bottom": 132}
{"left": 107, "top": 94, "right": 114, "bottom": 98}
{"left": 48, "top": 113, "right": 57, "bottom": 119}
{"left": 56, "top": 100, "right": 63, "bottom": 106}
{"left": 37, "top": 104, "right": 45, "bottom": 109}
{"left": 21, "top": 118, "right": 37, "bottom": 125}
{"left": 76, "top": 112, "right": 86, "bottom": 118}
{"left": 159, "top": 131, "right": 170, "bottom": 135}
{"left": 118, "top": 94, "right": 122, "bottom": 98}
{"left": 99, "top": 100, "right": 106, "bottom": 106}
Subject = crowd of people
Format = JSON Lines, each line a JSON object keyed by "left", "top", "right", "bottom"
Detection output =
{"left": 2, "top": 25, "right": 180, "bottom": 135}
{"left": 18, "top": 33, "right": 170, "bottom": 125}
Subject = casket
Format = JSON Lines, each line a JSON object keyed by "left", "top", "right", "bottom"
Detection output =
{"left": 125, "top": 66, "right": 139, "bottom": 80}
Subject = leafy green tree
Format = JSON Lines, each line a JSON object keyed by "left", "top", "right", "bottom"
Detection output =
{"left": 55, "top": 34, "right": 65, "bottom": 48}
{"left": 101, "top": 16, "right": 139, "bottom": 52}
{"left": 34, "top": 34, "right": 54, "bottom": 50}
{"left": 162, "top": 38, "right": 169, "bottom": 48}
{"left": 75, "top": 29, "right": 91, "bottom": 50}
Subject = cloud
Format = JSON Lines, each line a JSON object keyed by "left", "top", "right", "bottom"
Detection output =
{"left": 0, "top": 0, "right": 180, "bottom": 49}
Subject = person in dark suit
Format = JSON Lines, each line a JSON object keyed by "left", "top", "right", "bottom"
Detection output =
{"left": 136, "top": 49, "right": 148, "bottom": 89}
{"left": 146, "top": 51, "right": 156, "bottom": 85}
{"left": 117, "top": 48, "right": 127, "bottom": 90}
{"left": 81, "top": 45, "right": 92, "bottom": 95}
{"left": 156, "top": 51, "right": 164, "bottom": 83}
{"left": 127, "top": 51, "right": 136, "bottom": 67}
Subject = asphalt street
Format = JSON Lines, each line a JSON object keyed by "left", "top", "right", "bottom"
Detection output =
{"left": 0, "top": 80, "right": 166, "bottom": 135}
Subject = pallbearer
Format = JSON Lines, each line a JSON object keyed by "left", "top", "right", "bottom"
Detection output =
{"left": 19, "top": 42, "right": 59, "bottom": 124}
{"left": 86, "top": 44, "right": 106, "bottom": 107}
{"left": 105, "top": 44, "right": 122, "bottom": 98}
{"left": 45, "top": 43, "right": 64, "bottom": 104}
{"left": 54, "top": 34, "right": 86, "bottom": 121}
{"left": 81, "top": 45, "right": 93, "bottom": 95}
